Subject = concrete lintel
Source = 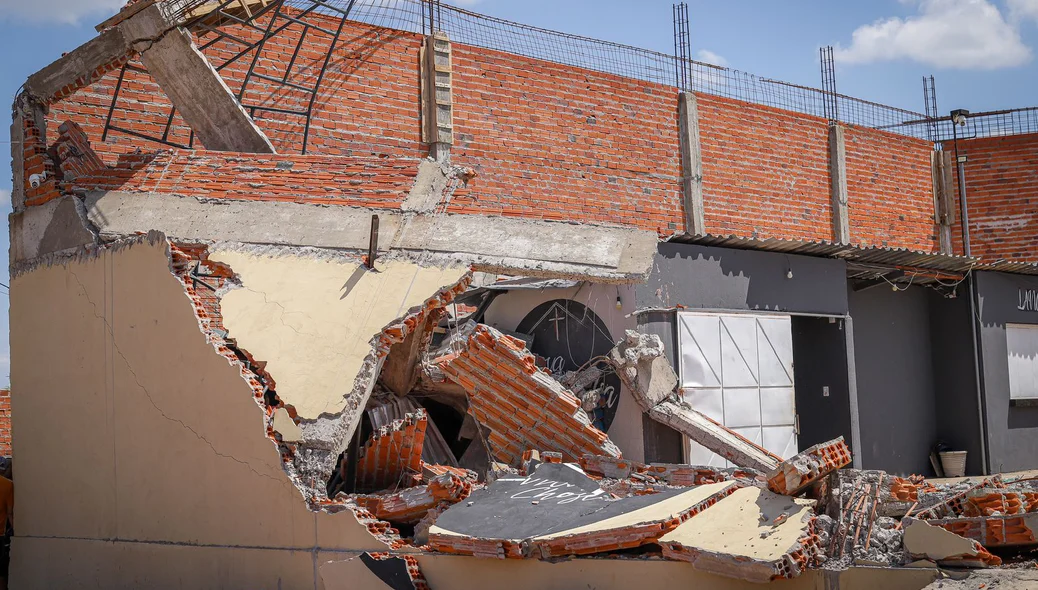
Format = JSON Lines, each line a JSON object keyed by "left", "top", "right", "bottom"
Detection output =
{"left": 121, "top": 5, "right": 275, "bottom": 153}
{"left": 829, "top": 123, "right": 850, "bottom": 244}
{"left": 24, "top": 26, "right": 131, "bottom": 102}
{"left": 10, "top": 195, "right": 96, "bottom": 264}
{"left": 678, "top": 92, "right": 705, "bottom": 236}
{"left": 79, "top": 190, "right": 658, "bottom": 281}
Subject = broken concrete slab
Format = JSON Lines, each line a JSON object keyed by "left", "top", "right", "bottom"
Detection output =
{"left": 902, "top": 519, "right": 1001, "bottom": 568}
{"left": 438, "top": 324, "right": 622, "bottom": 465}
{"left": 428, "top": 462, "right": 738, "bottom": 559}
{"left": 610, "top": 331, "right": 781, "bottom": 473}
{"left": 82, "top": 190, "right": 658, "bottom": 282}
{"left": 659, "top": 486, "right": 822, "bottom": 583}
{"left": 767, "top": 437, "right": 852, "bottom": 496}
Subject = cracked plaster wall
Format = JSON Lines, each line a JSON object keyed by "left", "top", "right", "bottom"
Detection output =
{"left": 212, "top": 251, "right": 468, "bottom": 420}
{"left": 9, "top": 237, "right": 389, "bottom": 588}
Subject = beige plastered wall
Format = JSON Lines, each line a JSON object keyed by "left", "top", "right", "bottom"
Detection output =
{"left": 9, "top": 237, "right": 389, "bottom": 589}
{"left": 483, "top": 283, "right": 645, "bottom": 461}
{"left": 321, "top": 554, "right": 940, "bottom": 590}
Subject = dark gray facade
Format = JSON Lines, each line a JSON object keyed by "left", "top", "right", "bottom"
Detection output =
{"left": 636, "top": 243, "right": 849, "bottom": 315}
{"left": 975, "top": 271, "right": 1038, "bottom": 473}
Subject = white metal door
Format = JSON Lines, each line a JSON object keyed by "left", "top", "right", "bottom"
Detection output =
{"left": 677, "top": 312, "right": 797, "bottom": 467}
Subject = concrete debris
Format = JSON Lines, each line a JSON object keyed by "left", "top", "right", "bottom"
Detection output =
{"left": 609, "top": 330, "right": 782, "bottom": 473}
{"left": 659, "top": 486, "right": 824, "bottom": 583}
{"left": 766, "top": 437, "right": 852, "bottom": 496}
{"left": 903, "top": 519, "right": 1002, "bottom": 568}
{"left": 355, "top": 472, "right": 475, "bottom": 525}
{"left": 927, "top": 512, "right": 1038, "bottom": 548}
{"left": 438, "top": 324, "right": 622, "bottom": 465}
{"left": 428, "top": 461, "right": 740, "bottom": 559}
{"left": 579, "top": 454, "right": 762, "bottom": 487}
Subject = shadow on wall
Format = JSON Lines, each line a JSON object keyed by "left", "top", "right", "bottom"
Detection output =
{"left": 636, "top": 244, "right": 848, "bottom": 316}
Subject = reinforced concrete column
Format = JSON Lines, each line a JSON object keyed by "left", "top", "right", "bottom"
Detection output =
{"left": 678, "top": 92, "right": 705, "bottom": 235}
{"left": 422, "top": 32, "right": 453, "bottom": 163}
{"left": 829, "top": 123, "right": 850, "bottom": 244}
{"left": 933, "top": 148, "right": 956, "bottom": 254}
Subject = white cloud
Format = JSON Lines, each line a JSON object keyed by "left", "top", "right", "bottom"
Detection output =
{"left": 0, "top": 0, "right": 124, "bottom": 26}
{"left": 1009, "top": 0, "right": 1038, "bottom": 22}
{"left": 696, "top": 49, "right": 729, "bottom": 67}
{"left": 835, "top": 0, "right": 1031, "bottom": 70}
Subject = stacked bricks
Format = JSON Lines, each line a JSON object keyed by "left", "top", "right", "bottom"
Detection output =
{"left": 0, "top": 390, "right": 10, "bottom": 457}
{"left": 355, "top": 471, "right": 474, "bottom": 524}
{"left": 930, "top": 514, "right": 1038, "bottom": 548}
{"left": 356, "top": 410, "right": 427, "bottom": 493}
{"left": 438, "top": 324, "right": 622, "bottom": 466}
{"left": 20, "top": 112, "right": 61, "bottom": 207}
{"left": 68, "top": 149, "right": 422, "bottom": 208}
{"left": 767, "top": 437, "right": 852, "bottom": 496}
{"left": 950, "top": 132, "right": 1038, "bottom": 264}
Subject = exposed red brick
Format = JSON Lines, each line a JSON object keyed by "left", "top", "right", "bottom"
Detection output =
{"left": 0, "top": 389, "right": 10, "bottom": 457}
{"left": 355, "top": 472, "right": 474, "bottom": 524}
{"left": 438, "top": 324, "right": 621, "bottom": 466}
{"left": 356, "top": 410, "right": 427, "bottom": 493}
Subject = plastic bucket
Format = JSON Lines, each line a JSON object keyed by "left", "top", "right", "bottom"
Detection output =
{"left": 939, "top": 451, "right": 968, "bottom": 478}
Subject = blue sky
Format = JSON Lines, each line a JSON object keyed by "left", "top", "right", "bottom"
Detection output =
{"left": 1, "top": 0, "right": 1038, "bottom": 386}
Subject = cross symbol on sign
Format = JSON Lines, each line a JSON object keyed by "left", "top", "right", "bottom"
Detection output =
{"left": 548, "top": 307, "right": 566, "bottom": 341}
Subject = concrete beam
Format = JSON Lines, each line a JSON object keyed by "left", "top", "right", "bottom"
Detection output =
{"left": 422, "top": 33, "right": 453, "bottom": 162}
{"left": 69, "top": 190, "right": 657, "bottom": 281}
{"left": 120, "top": 4, "right": 275, "bottom": 153}
{"left": 829, "top": 124, "right": 850, "bottom": 244}
{"left": 678, "top": 93, "right": 705, "bottom": 236}
{"left": 933, "top": 149, "right": 956, "bottom": 255}
{"left": 9, "top": 196, "right": 97, "bottom": 263}
{"left": 24, "top": 26, "right": 131, "bottom": 102}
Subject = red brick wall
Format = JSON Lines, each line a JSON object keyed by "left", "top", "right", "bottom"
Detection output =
{"left": 37, "top": 13, "right": 955, "bottom": 249}
{"left": 448, "top": 44, "right": 684, "bottom": 235}
{"left": 950, "top": 133, "right": 1038, "bottom": 263}
{"left": 696, "top": 93, "right": 832, "bottom": 242}
{"left": 844, "top": 126, "right": 937, "bottom": 252}
{"left": 0, "top": 389, "right": 11, "bottom": 457}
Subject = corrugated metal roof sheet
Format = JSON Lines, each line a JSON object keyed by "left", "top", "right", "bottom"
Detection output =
{"left": 678, "top": 234, "right": 978, "bottom": 274}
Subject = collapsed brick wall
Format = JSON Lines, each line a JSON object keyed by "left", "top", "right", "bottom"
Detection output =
{"left": 844, "top": 126, "right": 937, "bottom": 252}
{"left": 950, "top": 133, "right": 1038, "bottom": 263}
{"left": 0, "top": 390, "right": 10, "bottom": 457}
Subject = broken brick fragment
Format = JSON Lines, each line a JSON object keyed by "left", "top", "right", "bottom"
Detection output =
{"left": 355, "top": 472, "right": 474, "bottom": 524}
{"left": 439, "top": 324, "right": 621, "bottom": 465}
{"left": 767, "top": 437, "right": 851, "bottom": 496}
{"left": 356, "top": 410, "right": 428, "bottom": 493}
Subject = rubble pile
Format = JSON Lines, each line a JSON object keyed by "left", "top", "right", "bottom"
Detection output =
{"left": 309, "top": 314, "right": 1038, "bottom": 585}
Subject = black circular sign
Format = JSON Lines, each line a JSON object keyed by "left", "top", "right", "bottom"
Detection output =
{"left": 515, "top": 299, "right": 621, "bottom": 432}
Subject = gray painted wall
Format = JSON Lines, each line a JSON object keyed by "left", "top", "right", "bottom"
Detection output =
{"left": 637, "top": 311, "right": 684, "bottom": 463}
{"left": 928, "top": 291, "right": 985, "bottom": 475}
{"left": 976, "top": 271, "right": 1038, "bottom": 473}
{"left": 792, "top": 316, "right": 854, "bottom": 451}
{"left": 636, "top": 243, "right": 849, "bottom": 316}
{"left": 849, "top": 285, "right": 939, "bottom": 476}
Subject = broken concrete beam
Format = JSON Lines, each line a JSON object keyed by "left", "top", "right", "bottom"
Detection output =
{"left": 428, "top": 462, "right": 740, "bottom": 559}
{"left": 439, "top": 324, "right": 621, "bottom": 466}
{"left": 609, "top": 330, "right": 678, "bottom": 409}
{"left": 578, "top": 455, "right": 759, "bottom": 487}
{"left": 767, "top": 437, "right": 852, "bottom": 496}
{"left": 610, "top": 330, "right": 780, "bottom": 473}
{"left": 122, "top": 5, "right": 276, "bottom": 153}
{"left": 356, "top": 410, "right": 428, "bottom": 493}
{"left": 355, "top": 472, "right": 474, "bottom": 524}
{"left": 24, "top": 26, "right": 132, "bottom": 102}
{"left": 925, "top": 512, "right": 1038, "bottom": 549}
{"left": 649, "top": 401, "right": 781, "bottom": 473}
{"left": 903, "top": 519, "right": 1001, "bottom": 568}
{"left": 659, "top": 486, "right": 823, "bottom": 583}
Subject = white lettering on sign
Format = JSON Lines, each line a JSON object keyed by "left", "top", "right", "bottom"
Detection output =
{"left": 1020, "top": 289, "right": 1038, "bottom": 312}
{"left": 508, "top": 477, "right": 606, "bottom": 504}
